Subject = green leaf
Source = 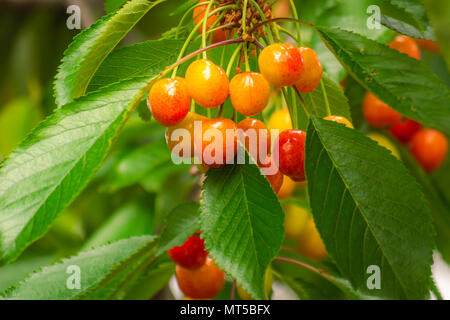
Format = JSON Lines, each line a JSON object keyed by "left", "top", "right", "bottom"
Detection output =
{"left": 376, "top": 0, "right": 435, "bottom": 40}
{"left": 169, "top": 0, "right": 198, "bottom": 16}
{"left": 299, "top": 74, "right": 352, "bottom": 121}
{"left": 54, "top": 0, "right": 165, "bottom": 106}
{"left": 1, "top": 236, "right": 157, "bottom": 299}
{"left": 157, "top": 202, "right": 200, "bottom": 255}
{"left": 316, "top": 26, "right": 450, "bottom": 134}
{"left": 105, "top": 0, "right": 129, "bottom": 13}
{"left": 305, "top": 117, "right": 434, "bottom": 299}
{"left": 0, "top": 37, "right": 182, "bottom": 265}
{"left": 423, "top": 0, "right": 450, "bottom": 70}
{"left": 88, "top": 39, "right": 184, "bottom": 92}
{"left": 200, "top": 163, "right": 284, "bottom": 300}
{"left": 82, "top": 201, "right": 154, "bottom": 250}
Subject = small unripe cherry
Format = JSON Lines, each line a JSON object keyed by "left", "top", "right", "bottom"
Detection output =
{"left": 168, "top": 235, "right": 208, "bottom": 269}
{"left": 194, "top": 118, "right": 238, "bottom": 168}
{"left": 259, "top": 154, "right": 284, "bottom": 194}
{"left": 297, "top": 218, "right": 328, "bottom": 260}
{"left": 185, "top": 59, "right": 229, "bottom": 108}
{"left": 258, "top": 43, "right": 304, "bottom": 87}
{"left": 274, "top": 129, "right": 307, "bottom": 182}
{"left": 389, "top": 118, "right": 421, "bottom": 143}
{"left": 323, "top": 115, "right": 354, "bottom": 128}
{"left": 237, "top": 118, "right": 271, "bottom": 164}
{"left": 363, "top": 92, "right": 403, "bottom": 128}
{"left": 230, "top": 72, "right": 270, "bottom": 116}
{"left": 176, "top": 257, "right": 225, "bottom": 299}
{"left": 147, "top": 77, "right": 190, "bottom": 126}
{"left": 410, "top": 129, "right": 448, "bottom": 172}
{"left": 294, "top": 47, "right": 323, "bottom": 93}
{"left": 166, "top": 112, "right": 208, "bottom": 158}
{"left": 389, "top": 35, "right": 421, "bottom": 60}
{"left": 193, "top": 2, "right": 233, "bottom": 43}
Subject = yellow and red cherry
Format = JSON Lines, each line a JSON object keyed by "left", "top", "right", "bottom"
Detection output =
{"left": 389, "top": 118, "right": 421, "bottom": 143}
{"left": 230, "top": 72, "right": 270, "bottom": 116}
{"left": 363, "top": 92, "right": 403, "bottom": 128}
{"left": 258, "top": 43, "right": 304, "bottom": 87}
{"left": 389, "top": 35, "right": 421, "bottom": 60}
{"left": 410, "top": 129, "right": 448, "bottom": 172}
{"left": 324, "top": 115, "right": 354, "bottom": 129}
{"left": 237, "top": 118, "right": 271, "bottom": 164}
{"left": 147, "top": 77, "right": 190, "bottom": 126}
{"left": 274, "top": 129, "right": 307, "bottom": 182}
{"left": 294, "top": 47, "right": 323, "bottom": 93}
{"left": 185, "top": 59, "right": 229, "bottom": 108}
{"left": 176, "top": 257, "right": 225, "bottom": 299}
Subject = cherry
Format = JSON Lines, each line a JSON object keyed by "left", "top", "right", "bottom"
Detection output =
{"left": 230, "top": 72, "right": 270, "bottom": 116}
{"left": 294, "top": 47, "right": 323, "bottom": 93}
{"left": 194, "top": 118, "right": 238, "bottom": 168}
{"left": 259, "top": 154, "right": 284, "bottom": 194}
{"left": 166, "top": 112, "right": 208, "bottom": 158}
{"left": 185, "top": 59, "right": 229, "bottom": 108}
{"left": 147, "top": 77, "right": 190, "bottom": 126}
{"left": 410, "top": 129, "right": 448, "bottom": 172}
{"left": 274, "top": 129, "right": 307, "bottom": 182}
{"left": 277, "top": 175, "right": 296, "bottom": 199}
{"left": 416, "top": 39, "right": 440, "bottom": 54}
{"left": 297, "top": 218, "right": 328, "bottom": 260}
{"left": 363, "top": 92, "right": 403, "bottom": 128}
{"left": 237, "top": 118, "right": 271, "bottom": 164}
{"left": 268, "top": 108, "right": 293, "bottom": 137}
{"left": 389, "top": 35, "right": 421, "bottom": 60}
{"left": 323, "top": 115, "right": 354, "bottom": 129}
{"left": 193, "top": 2, "right": 233, "bottom": 43}
{"left": 176, "top": 256, "right": 225, "bottom": 299}
{"left": 284, "top": 204, "right": 309, "bottom": 239}
{"left": 168, "top": 235, "right": 208, "bottom": 269}
{"left": 389, "top": 119, "right": 421, "bottom": 143}
{"left": 258, "top": 43, "right": 304, "bottom": 87}
{"left": 367, "top": 132, "right": 400, "bottom": 159}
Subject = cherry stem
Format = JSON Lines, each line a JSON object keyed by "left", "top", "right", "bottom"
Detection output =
{"left": 253, "top": 39, "right": 265, "bottom": 50}
{"left": 274, "top": 256, "right": 331, "bottom": 279}
{"left": 280, "top": 245, "right": 297, "bottom": 254}
{"left": 231, "top": 280, "right": 237, "bottom": 300}
{"left": 162, "top": 37, "right": 245, "bottom": 77}
{"left": 248, "top": 17, "right": 314, "bottom": 36}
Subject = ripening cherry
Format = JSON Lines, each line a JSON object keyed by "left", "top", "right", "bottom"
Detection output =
{"left": 166, "top": 112, "right": 208, "bottom": 158}
{"left": 323, "top": 115, "right": 354, "bottom": 129}
{"left": 389, "top": 118, "right": 421, "bottom": 143}
{"left": 194, "top": 118, "right": 238, "bottom": 168}
{"left": 237, "top": 118, "right": 271, "bottom": 164}
{"left": 284, "top": 204, "right": 309, "bottom": 240}
{"left": 268, "top": 108, "right": 293, "bottom": 139}
{"left": 416, "top": 39, "right": 440, "bottom": 54}
{"left": 230, "top": 72, "right": 271, "bottom": 116}
{"left": 389, "top": 35, "right": 421, "bottom": 60}
{"left": 258, "top": 43, "right": 304, "bottom": 87}
{"left": 259, "top": 154, "right": 284, "bottom": 194}
{"left": 185, "top": 59, "right": 229, "bottom": 108}
{"left": 193, "top": 2, "right": 233, "bottom": 43}
{"left": 176, "top": 257, "right": 225, "bottom": 299}
{"left": 274, "top": 129, "right": 307, "bottom": 182}
{"left": 410, "top": 129, "right": 448, "bottom": 172}
{"left": 168, "top": 235, "right": 208, "bottom": 269}
{"left": 147, "top": 77, "right": 190, "bottom": 126}
{"left": 294, "top": 47, "right": 323, "bottom": 93}
{"left": 363, "top": 92, "right": 403, "bottom": 128}
{"left": 277, "top": 175, "right": 296, "bottom": 199}
{"left": 297, "top": 218, "right": 328, "bottom": 260}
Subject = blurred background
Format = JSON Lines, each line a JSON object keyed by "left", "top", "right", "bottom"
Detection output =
{"left": 0, "top": 0, "right": 449, "bottom": 299}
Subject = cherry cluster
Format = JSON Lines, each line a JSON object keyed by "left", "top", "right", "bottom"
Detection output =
{"left": 168, "top": 232, "right": 225, "bottom": 299}
{"left": 363, "top": 35, "right": 448, "bottom": 172}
